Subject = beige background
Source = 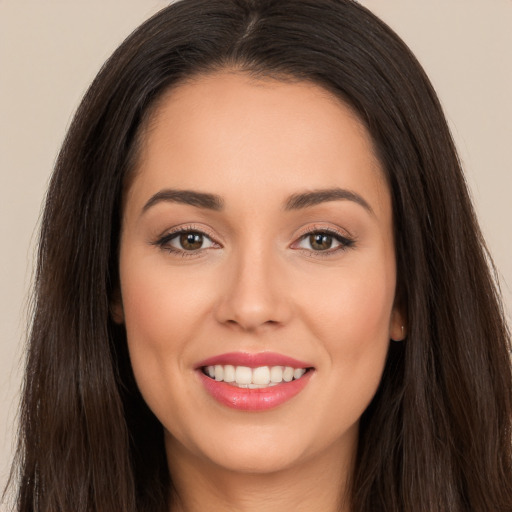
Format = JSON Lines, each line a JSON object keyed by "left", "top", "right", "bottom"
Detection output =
{"left": 1, "top": 0, "right": 511, "bottom": 503}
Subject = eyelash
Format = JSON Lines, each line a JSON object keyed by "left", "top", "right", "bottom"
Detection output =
{"left": 294, "top": 226, "right": 356, "bottom": 257}
{"left": 153, "top": 225, "right": 355, "bottom": 258}
{"left": 152, "top": 224, "right": 219, "bottom": 258}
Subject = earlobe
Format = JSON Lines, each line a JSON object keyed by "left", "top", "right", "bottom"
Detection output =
{"left": 110, "top": 288, "right": 125, "bottom": 324}
{"left": 389, "top": 306, "right": 406, "bottom": 342}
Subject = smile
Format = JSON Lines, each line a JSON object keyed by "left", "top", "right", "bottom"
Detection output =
{"left": 202, "top": 365, "right": 308, "bottom": 388}
{"left": 197, "top": 352, "right": 314, "bottom": 411}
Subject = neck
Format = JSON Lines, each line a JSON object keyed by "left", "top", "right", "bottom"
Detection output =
{"left": 165, "top": 433, "right": 355, "bottom": 512}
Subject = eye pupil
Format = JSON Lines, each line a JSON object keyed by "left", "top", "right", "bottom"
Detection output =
{"left": 310, "top": 233, "right": 333, "bottom": 250}
{"left": 180, "top": 232, "right": 203, "bottom": 250}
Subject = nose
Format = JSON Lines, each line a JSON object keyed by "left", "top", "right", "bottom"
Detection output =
{"left": 214, "top": 246, "right": 292, "bottom": 332}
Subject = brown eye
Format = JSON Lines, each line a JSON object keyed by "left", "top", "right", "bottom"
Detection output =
{"left": 156, "top": 230, "right": 216, "bottom": 253}
{"left": 179, "top": 232, "right": 204, "bottom": 250}
{"left": 309, "top": 233, "right": 334, "bottom": 251}
{"left": 294, "top": 229, "right": 354, "bottom": 255}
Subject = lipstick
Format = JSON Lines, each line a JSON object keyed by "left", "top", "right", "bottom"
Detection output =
{"left": 196, "top": 352, "right": 314, "bottom": 411}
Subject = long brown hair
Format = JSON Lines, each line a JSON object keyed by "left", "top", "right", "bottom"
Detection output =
{"left": 8, "top": 1, "right": 512, "bottom": 510}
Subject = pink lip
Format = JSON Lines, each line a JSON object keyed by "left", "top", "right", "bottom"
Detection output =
{"left": 196, "top": 352, "right": 315, "bottom": 411}
{"left": 196, "top": 351, "right": 312, "bottom": 369}
{"left": 198, "top": 370, "right": 313, "bottom": 411}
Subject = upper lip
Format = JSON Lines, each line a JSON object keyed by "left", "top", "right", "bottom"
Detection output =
{"left": 196, "top": 352, "right": 313, "bottom": 369}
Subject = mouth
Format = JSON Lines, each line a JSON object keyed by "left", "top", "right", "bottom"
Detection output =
{"left": 201, "top": 364, "right": 312, "bottom": 388}
{"left": 196, "top": 352, "right": 315, "bottom": 411}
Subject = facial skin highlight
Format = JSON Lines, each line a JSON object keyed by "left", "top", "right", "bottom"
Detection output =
{"left": 114, "top": 72, "right": 404, "bottom": 511}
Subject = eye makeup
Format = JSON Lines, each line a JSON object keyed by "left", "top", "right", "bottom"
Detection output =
{"left": 151, "top": 222, "right": 356, "bottom": 259}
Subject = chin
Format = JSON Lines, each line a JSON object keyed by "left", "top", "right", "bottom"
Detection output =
{"left": 208, "top": 445, "right": 306, "bottom": 475}
{"left": 166, "top": 422, "right": 313, "bottom": 476}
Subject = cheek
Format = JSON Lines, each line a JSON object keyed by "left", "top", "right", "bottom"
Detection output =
{"left": 118, "top": 252, "right": 215, "bottom": 411}
{"left": 120, "top": 251, "right": 213, "bottom": 343}
{"left": 302, "top": 260, "right": 395, "bottom": 349}
{"left": 296, "top": 257, "right": 395, "bottom": 421}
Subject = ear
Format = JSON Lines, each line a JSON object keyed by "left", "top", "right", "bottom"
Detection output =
{"left": 110, "top": 288, "right": 125, "bottom": 324}
{"left": 389, "top": 303, "right": 406, "bottom": 342}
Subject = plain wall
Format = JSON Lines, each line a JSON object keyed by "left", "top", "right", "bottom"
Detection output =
{"left": 1, "top": 0, "right": 511, "bottom": 503}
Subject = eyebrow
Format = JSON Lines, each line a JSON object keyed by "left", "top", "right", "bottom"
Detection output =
{"left": 142, "top": 189, "right": 224, "bottom": 213}
{"left": 284, "top": 188, "right": 374, "bottom": 214}
{"left": 141, "top": 187, "right": 373, "bottom": 215}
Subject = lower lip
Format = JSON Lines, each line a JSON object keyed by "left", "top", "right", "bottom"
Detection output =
{"left": 198, "top": 370, "right": 313, "bottom": 411}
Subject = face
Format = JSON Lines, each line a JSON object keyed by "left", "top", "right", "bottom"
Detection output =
{"left": 114, "top": 72, "right": 404, "bottom": 476}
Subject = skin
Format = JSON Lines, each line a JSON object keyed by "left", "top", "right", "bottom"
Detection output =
{"left": 113, "top": 71, "right": 405, "bottom": 512}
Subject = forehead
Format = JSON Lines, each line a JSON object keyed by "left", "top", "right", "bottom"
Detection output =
{"left": 127, "top": 71, "right": 389, "bottom": 217}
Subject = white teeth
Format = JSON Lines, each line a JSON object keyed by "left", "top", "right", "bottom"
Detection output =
{"left": 204, "top": 364, "right": 309, "bottom": 387}
{"left": 282, "top": 366, "right": 294, "bottom": 382}
{"left": 293, "top": 368, "right": 306, "bottom": 379}
{"left": 235, "top": 366, "right": 252, "bottom": 385}
{"left": 247, "top": 383, "right": 279, "bottom": 389}
{"left": 252, "top": 366, "right": 270, "bottom": 385}
{"left": 214, "top": 365, "right": 224, "bottom": 381}
{"left": 270, "top": 366, "right": 283, "bottom": 383}
{"left": 223, "top": 364, "right": 235, "bottom": 382}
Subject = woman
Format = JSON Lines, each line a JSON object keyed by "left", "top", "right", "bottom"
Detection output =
{"left": 9, "top": 0, "right": 512, "bottom": 510}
